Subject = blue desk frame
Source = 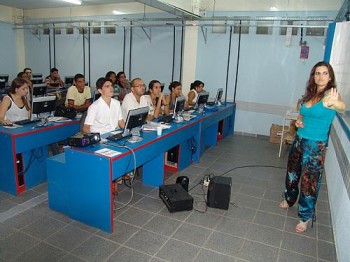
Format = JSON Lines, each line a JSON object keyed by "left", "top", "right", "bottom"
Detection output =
{"left": 0, "top": 121, "right": 80, "bottom": 195}
{"left": 47, "top": 103, "right": 235, "bottom": 232}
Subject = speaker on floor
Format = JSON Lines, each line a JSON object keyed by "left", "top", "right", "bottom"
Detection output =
{"left": 207, "top": 176, "right": 231, "bottom": 210}
{"left": 176, "top": 176, "right": 189, "bottom": 192}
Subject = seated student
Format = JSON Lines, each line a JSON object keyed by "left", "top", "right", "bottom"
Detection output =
{"left": 165, "top": 81, "right": 188, "bottom": 111}
{"left": 116, "top": 71, "right": 131, "bottom": 101}
{"left": 45, "top": 68, "right": 65, "bottom": 90}
{"left": 187, "top": 80, "right": 204, "bottom": 106}
{"left": 83, "top": 77, "right": 124, "bottom": 134}
{"left": 105, "top": 71, "right": 118, "bottom": 98}
{"left": 0, "top": 78, "right": 31, "bottom": 125}
{"left": 140, "top": 80, "right": 170, "bottom": 121}
{"left": 65, "top": 73, "right": 91, "bottom": 111}
{"left": 121, "top": 77, "right": 145, "bottom": 120}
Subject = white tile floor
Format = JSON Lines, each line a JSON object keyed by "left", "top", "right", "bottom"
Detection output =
{"left": 0, "top": 135, "right": 336, "bottom": 261}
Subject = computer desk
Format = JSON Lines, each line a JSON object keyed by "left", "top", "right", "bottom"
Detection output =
{"left": 47, "top": 103, "right": 235, "bottom": 232}
{"left": 0, "top": 120, "right": 80, "bottom": 196}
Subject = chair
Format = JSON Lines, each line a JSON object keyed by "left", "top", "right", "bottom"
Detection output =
{"left": 278, "top": 110, "right": 299, "bottom": 157}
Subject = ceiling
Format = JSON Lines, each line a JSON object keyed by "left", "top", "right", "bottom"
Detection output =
{"left": 0, "top": 0, "right": 135, "bottom": 9}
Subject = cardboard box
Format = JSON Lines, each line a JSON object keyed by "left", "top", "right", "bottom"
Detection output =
{"left": 269, "top": 124, "right": 288, "bottom": 144}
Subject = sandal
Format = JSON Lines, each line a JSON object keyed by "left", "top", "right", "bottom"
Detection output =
{"left": 295, "top": 219, "right": 310, "bottom": 233}
{"left": 279, "top": 200, "right": 289, "bottom": 209}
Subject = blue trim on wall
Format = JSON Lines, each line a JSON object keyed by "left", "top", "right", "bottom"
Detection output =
{"left": 324, "top": 22, "right": 336, "bottom": 61}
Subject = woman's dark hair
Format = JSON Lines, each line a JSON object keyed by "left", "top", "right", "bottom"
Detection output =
{"left": 10, "top": 77, "right": 30, "bottom": 111}
{"left": 105, "top": 71, "right": 116, "bottom": 83}
{"left": 17, "top": 72, "right": 24, "bottom": 78}
{"left": 169, "top": 81, "right": 181, "bottom": 92}
{"left": 148, "top": 80, "right": 161, "bottom": 90}
{"left": 301, "top": 61, "right": 336, "bottom": 103}
{"left": 190, "top": 80, "right": 204, "bottom": 90}
{"left": 96, "top": 77, "right": 111, "bottom": 89}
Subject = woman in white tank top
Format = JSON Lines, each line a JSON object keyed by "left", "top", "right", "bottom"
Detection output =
{"left": 187, "top": 80, "right": 204, "bottom": 106}
{"left": 0, "top": 77, "right": 31, "bottom": 125}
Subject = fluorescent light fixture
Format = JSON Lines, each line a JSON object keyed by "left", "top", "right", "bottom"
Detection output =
{"left": 270, "top": 6, "right": 278, "bottom": 11}
{"left": 62, "top": 0, "right": 82, "bottom": 5}
{"left": 113, "top": 10, "right": 127, "bottom": 15}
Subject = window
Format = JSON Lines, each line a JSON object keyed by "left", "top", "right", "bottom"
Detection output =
{"left": 256, "top": 19, "right": 274, "bottom": 35}
{"left": 305, "top": 18, "right": 327, "bottom": 36}
{"left": 280, "top": 20, "right": 298, "bottom": 35}
{"left": 233, "top": 18, "right": 250, "bottom": 34}
{"left": 105, "top": 21, "right": 116, "bottom": 34}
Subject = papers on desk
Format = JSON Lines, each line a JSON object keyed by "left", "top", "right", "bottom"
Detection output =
{"left": 95, "top": 148, "right": 122, "bottom": 158}
{"left": 143, "top": 122, "right": 171, "bottom": 131}
{"left": 48, "top": 116, "right": 72, "bottom": 122}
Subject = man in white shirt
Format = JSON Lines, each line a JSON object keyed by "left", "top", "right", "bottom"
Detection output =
{"left": 121, "top": 77, "right": 146, "bottom": 120}
{"left": 65, "top": 74, "right": 91, "bottom": 111}
{"left": 83, "top": 77, "right": 125, "bottom": 134}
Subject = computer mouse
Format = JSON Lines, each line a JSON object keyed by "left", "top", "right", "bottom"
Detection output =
{"left": 3, "top": 123, "right": 13, "bottom": 127}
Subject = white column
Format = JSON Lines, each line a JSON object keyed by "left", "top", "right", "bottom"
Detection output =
{"left": 181, "top": 22, "right": 198, "bottom": 96}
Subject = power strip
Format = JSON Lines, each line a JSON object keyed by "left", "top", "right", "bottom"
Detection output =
{"left": 203, "top": 178, "right": 210, "bottom": 187}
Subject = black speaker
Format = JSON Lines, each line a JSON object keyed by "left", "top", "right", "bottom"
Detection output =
{"left": 176, "top": 176, "right": 189, "bottom": 192}
{"left": 207, "top": 176, "right": 231, "bottom": 210}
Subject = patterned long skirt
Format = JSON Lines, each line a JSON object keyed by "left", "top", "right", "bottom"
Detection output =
{"left": 283, "top": 135, "right": 326, "bottom": 222}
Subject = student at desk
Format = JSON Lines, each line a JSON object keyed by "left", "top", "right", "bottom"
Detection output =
{"left": 45, "top": 67, "right": 64, "bottom": 90}
{"left": 140, "top": 80, "right": 170, "bottom": 121}
{"left": 187, "top": 80, "right": 204, "bottom": 106}
{"left": 65, "top": 73, "right": 91, "bottom": 112}
{"left": 83, "top": 77, "right": 124, "bottom": 134}
{"left": 121, "top": 77, "right": 145, "bottom": 120}
{"left": 165, "top": 81, "right": 188, "bottom": 110}
{"left": 0, "top": 78, "right": 31, "bottom": 125}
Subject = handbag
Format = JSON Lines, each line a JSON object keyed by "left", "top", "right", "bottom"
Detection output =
{"left": 54, "top": 105, "right": 77, "bottom": 119}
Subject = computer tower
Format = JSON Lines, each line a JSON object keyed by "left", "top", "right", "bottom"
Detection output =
{"left": 207, "top": 176, "right": 231, "bottom": 210}
{"left": 167, "top": 146, "right": 179, "bottom": 163}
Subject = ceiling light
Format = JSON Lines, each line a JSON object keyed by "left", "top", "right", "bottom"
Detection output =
{"left": 62, "top": 0, "right": 82, "bottom": 5}
{"left": 113, "top": 10, "right": 127, "bottom": 15}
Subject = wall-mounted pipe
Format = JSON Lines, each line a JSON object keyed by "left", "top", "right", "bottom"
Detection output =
{"left": 171, "top": 26, "right": 175, "bottom": 82}
{"left": 225, "top": 25, "right": 233, "bottom": 103}
{"left": 233, "top": 21, "right": 242, "bottom": 103}
{"left": 129, "top": 21, "right": 133, "bottom": 79}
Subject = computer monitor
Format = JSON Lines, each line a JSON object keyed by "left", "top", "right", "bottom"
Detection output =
{"left": 32, "top": 84, "right": 47, "bottom": 96}
{"left": 0, "top": 74, "right": 9, "bottom": 84}
{"left": 31, "top": 78, "right": 44, "bottom": 85}
{"left": 214, "top": 88, "right": 223, "bottom": 105}
{"left": 173, "top": 96, "right": 186, "bottom": 122}
{"left": 195, "top": 91, "right": 209, "bottom": 108}
{"left": 65, "top": 76, "right": 74, "bottom": 86}
{"left": 122, "top": 106, "right": 149, "bottom": 142}
{"left": 0, "top": 80, "right": 5, "bottom": 90}
{"left": 32, "top": 96, "right": 56, "bottom": 118}
{"left": 32, "top": 73, "right": 43, "bottom": 79}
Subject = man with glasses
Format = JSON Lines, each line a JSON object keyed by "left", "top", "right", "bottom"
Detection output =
{"left": 121, "top": 77, "right": 146, "bottom": 120}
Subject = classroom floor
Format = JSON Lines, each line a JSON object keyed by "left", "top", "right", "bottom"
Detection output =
{"left": 0, "top": 135, "right": 336, "bottom": 262}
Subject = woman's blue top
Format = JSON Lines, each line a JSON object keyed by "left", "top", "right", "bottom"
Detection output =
{"left": 297, "top": 101, "right": 336, "bottom": 142}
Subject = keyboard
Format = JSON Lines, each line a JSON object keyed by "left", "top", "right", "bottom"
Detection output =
{"left": 106, "top": 132, "right": 131, "bottom": 141}
{"left": 14, "top": 119, "right": 41, "bottom": 125}
{"left": 157, "top": 115, "right": 173, "bottom": 123}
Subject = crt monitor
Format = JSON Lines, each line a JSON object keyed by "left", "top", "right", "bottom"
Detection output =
{"left": 31, "top": 78, "right": 43, "bottom": 85}
{"left": 32, "top": 84, "right": 47, "bottom": 96}
{"left": 0, "top": 74, "right": 9, "bottom": 84}
{"left": 32, "top": 96, "right": 56, "bottom": 117}
{"left": 174, "top": 96, "right": 186, "bottom": 115}
{"left": 214, "top": 88, "right": 223, "bottom": 105}
{"left": 195, "top": 91, "right": 209, "bottom": 108}
{"left": 122, "top": 106, "right": 149, "bottom": 138}
{"left": 65, "top": 76, "right": 74, "bottom": 86}
{"left": 32, "top": 73, "right": 42, "bottom": 79}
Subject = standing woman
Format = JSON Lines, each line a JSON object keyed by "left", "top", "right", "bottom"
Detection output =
{"left": 187, "top": 80, "right": 204, "bottom": 106}
{"left": 0, "top": 77, "right": 31, "bottom": 125}
{"left": 140, "top": 80, "right": 169, "bottom": 120}
{"left": 165, "top": 81, "right": 188, "bottom": 111}
{"left": 279, "top": 61, "right": 345, "bottom": 233}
